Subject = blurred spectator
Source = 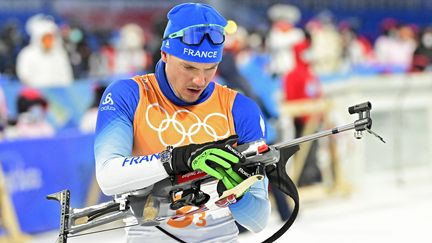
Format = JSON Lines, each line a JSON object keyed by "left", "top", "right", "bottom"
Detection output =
{"left": 266, "top": 4, "right": 304, "bottom": 78}
{"left": 219, "top": 24, "right": 274, "bottom": 120}
{"left": 284, "top": 31, "right": 321, "bottom": 102}
{"left": 79, "top": 84, "right": 107, "bottom": 133}
{"left": 339, "top": 20, "right": 374, "bottom": 72}
{"left": 114, "top": 23, "right": 151, "bottom": 76}
{"left": 232, "top": 27, "right": 281, "bottom": 141}
{"left": 148, "top": 16, "right": 168, "bottom": 70}
{"left": 89, "top": 30, "right": 117, "bottom": 78}
{"left": 374, "top": 19, "right": 417, "bottom": 72}
{"left": 61, "top": 22, "right": 92, "bottom": 79}
{"left": 4, "top": 88, "right": 55, "bottom": 139}
{"left": 0, "top": 20, "right": 24, "bottom": 78}
{"left": 284, "top": 31, "right": 323, "bottom": 187}
{"left": 410, "top": 26, "right": 432, "bottom": 72}
{"left": 0, "top": 86, "right": 7, "bottom": 138}
{"left": 395, "top": 24, "right": 417, "bottom": 69}
{"left": 306, "top": 11, "right": 343, "bottom": 76}
{"left": 16, "top": 14, "right": 73, "bottom": 87}
{"left": 219, "top": 25, "right": 253, "bottom": 94}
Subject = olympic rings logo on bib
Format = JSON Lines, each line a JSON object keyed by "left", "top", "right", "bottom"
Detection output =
{"left": 145, "top": 103, "right": 230, "bottom": 147}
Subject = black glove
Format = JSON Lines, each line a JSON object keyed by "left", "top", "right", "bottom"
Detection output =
{"left": 163, "top": 135, "right": 245, "bottom": 178}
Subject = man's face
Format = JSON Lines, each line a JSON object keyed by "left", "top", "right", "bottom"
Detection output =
{"left": 41, "top": 33, "right": 55, "bottom": 51}
{"left": 161, "top": 51, "right": 219, "bottom": 103}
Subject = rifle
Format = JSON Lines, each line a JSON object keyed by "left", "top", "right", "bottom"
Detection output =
{"left": 47, "top": 101, "right": 384, "bottom": 243}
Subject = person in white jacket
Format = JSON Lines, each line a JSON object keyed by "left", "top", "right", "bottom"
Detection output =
{"left": 16, "top": 14, "right": 73, "bottom": 87}
{"left": 266, "top": 4, "right": 304, "bottom": 78}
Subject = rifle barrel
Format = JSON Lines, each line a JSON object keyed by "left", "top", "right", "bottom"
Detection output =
{"left": 273, "top": 123, "right": 356, "bottom": 149}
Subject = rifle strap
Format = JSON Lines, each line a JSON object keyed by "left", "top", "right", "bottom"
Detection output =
{"left": 155, "top": 226, "right": 186, "bottom": 243}
{"left": 262, "top": 145, "right": 300, "bottom": 243}
{"left": 262, "top": 170, "right": 299, "bottom": 243}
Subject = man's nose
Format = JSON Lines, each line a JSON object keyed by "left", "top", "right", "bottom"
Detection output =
{"left": 192, "top": 73, "right": 206, "bottom": 87}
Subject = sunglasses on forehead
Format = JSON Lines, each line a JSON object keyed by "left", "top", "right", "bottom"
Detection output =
{"left": 163, "top": 24, "right": 226, "bottom": 46}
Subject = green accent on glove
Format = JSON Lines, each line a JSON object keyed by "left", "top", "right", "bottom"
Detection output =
{"left": 215, "top": 167, "right": 239, "bottom": 190}
{"left": 225, "top": 168, "right": 244, "bottom": 186}
{"left": 215, "top": 167, "right": 251, "bottom": 198}
{"left": 191, "top": 148, "right": 240, "bottom": 180}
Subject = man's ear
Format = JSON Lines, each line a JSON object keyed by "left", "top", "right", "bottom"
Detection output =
{"left": 161, "top": 51, "right": 168, "bottom": 63}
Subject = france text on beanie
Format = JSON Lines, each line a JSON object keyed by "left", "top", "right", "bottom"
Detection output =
{"left": 161, "top": 3, "right": 227, "bottom": 63}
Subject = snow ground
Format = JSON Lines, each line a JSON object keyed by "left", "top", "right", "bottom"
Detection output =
{"left": 30, "top": 166, "right": 432, "bottom": 243}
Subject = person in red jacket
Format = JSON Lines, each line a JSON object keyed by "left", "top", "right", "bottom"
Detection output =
{"left": 284, "top": 31, "right": 321, "bottom": 107}
{"left": 283, "top": 30, "right": 323, "bottom": 186}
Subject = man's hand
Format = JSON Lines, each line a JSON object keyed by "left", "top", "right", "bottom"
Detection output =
{"left": 190, "top": 147, "right": 241, "bottom": 180}
{"left": 166, "top": 135, "right": 244, "bottom": 178}
{"left": 215, "top": 163, "right": 255, "bottom": 197}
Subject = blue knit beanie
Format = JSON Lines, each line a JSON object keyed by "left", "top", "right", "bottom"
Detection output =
{"left": 160, "top": 3, "right": 227, "bottom": 63}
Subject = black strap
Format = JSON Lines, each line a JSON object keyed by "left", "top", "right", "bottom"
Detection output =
{"left": 161, "top": 146, "right": 174, "bottom": 175}
{"left": 155, "top": 226, "right": 186, "bottom": 243}
{"left": 262, "top": 170, "right": 299, "bottom": 243}
{"left": 264, "top": 196, "right": 299, "bottom": 243}
{"left": 263, "top": 145, "right": 300, "bottom": 243}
